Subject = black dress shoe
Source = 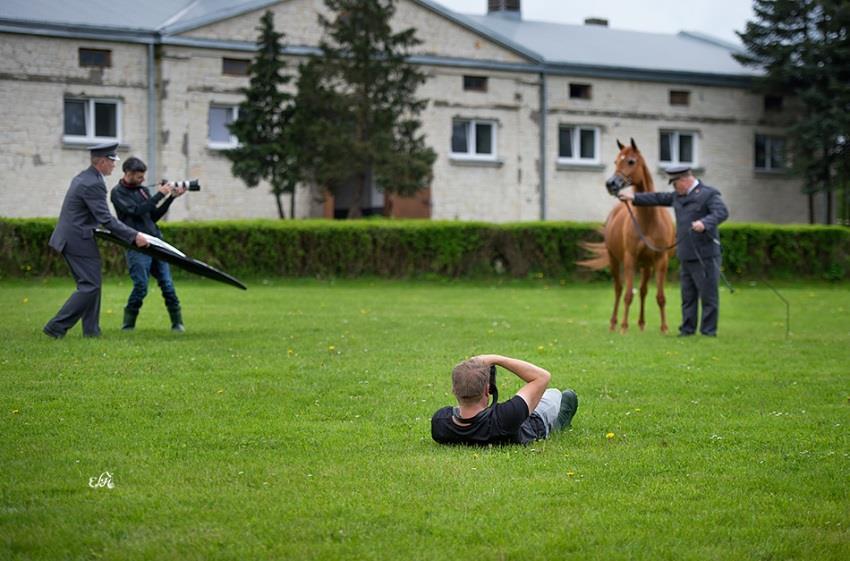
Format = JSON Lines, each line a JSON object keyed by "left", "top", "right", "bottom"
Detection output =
{"left": 43, "top": 326, "right": 64, "bottom": 339}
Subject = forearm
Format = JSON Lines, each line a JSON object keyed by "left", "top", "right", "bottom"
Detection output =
{"left": 479, "top": 355, "right": 550, "bottom": 385}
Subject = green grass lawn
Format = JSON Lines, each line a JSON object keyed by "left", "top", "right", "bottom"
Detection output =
{"left": 1, "top": 277, "right": 848, "bottom": 560}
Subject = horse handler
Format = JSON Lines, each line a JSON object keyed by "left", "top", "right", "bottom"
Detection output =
{"left": 618, "top": 165, "right": 729, "bottom": 337}
{"left": 431, "top": 355, "right": 578, "bottom": 446}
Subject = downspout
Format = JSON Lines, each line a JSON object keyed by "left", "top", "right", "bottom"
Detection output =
{"left": 146, "top": 41, "right": 157, "bottom": 179}
{"left": 539, "top": 71, "right": 547, "bottom": 220}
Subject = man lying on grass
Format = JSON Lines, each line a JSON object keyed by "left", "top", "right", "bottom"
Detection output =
{"left": 431, "top": 355, "right": 578, "bottom": 446}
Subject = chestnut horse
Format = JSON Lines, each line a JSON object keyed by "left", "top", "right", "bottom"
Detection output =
{"left": 580, "top": 139, "right": 675, "bottom": 333}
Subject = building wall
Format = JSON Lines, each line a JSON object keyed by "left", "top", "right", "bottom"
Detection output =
{"left": 0, "top": 2, "right": 816, "bottom": 224}
{"left": 542, "top": 75, "right": 808, "bottom": 223}
{"left": 0, "top": 35, "right": 149, "bottom": 218}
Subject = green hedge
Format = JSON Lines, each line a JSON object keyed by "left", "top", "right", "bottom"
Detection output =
{"left": 1, "top": 218, "right": 848, "bottom": 280}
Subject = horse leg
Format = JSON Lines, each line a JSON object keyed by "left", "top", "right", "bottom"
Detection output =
{"left": 656, "top": 258, "right": 669, "bottom": 334}
{"left": 638, "top": 266, "right": 651, "bottom": 331}
{"left": 609, "top": 257, "right": 623, "bottom": 332}
{"left": 620, "top": 254, "right": 635, "bottom": 333}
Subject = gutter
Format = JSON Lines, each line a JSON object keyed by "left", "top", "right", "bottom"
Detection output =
{"left": 539, "top": 72, "right": 547, "bottom": 220}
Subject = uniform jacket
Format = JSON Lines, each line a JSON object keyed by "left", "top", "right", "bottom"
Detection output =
{"left": 110, "top": 180, "right": 174, "bottom": 238}
{"left": 633, "top": 182, "right": 729, "bottom": 261}
{"left": 49, "top": 166, "right": 138, "bottom": 257}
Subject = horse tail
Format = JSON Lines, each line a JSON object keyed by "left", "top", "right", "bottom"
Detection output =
{"left": 578, "top": 227, "right": 610, "bottom": 270}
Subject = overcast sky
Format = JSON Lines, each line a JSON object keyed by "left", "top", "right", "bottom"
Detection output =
{"left": 433, "top": 0, "right": 755, "bottom": 45}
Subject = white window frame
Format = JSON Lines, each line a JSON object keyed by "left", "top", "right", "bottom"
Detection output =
{"left": 754, "top": 134, "right": 786, "bottom": 171}
{"left": 208, "top": 104, "right": 240, "bottom": 150}
{"left": 557, "top": 125, "right": 601, "bottom": 165}
{"left": 63, "top": 97, "right": 122, "bottom": 145}
{"left": 450, "top": 118, "right": 497, "bottom": 161}
{"left": 659, "top": 130, "right": 698, "bottom": 167}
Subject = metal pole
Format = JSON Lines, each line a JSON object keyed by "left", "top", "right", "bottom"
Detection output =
{"left": 147, "top": 42, "right": 157, "bottom": 180}
{"left": 539, "top": 72, "right": 547, "bottom": 220}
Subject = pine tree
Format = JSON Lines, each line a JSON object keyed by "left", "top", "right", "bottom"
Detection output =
{"left": 736, "top": 0, "right": 850, "bottom": 224}
{"left": 293, "top": 0, "right": 436, "bottom": 218}
{"left": 227, "top": 11, "right": 298, "bottom": 219}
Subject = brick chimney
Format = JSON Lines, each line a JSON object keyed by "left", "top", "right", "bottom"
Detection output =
{"left": 488, "top": 0, "right": 521, "bottom": 20}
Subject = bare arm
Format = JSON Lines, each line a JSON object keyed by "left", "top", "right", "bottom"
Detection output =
{"left": 474, "top": 354, "right": 551, "bottom": 415}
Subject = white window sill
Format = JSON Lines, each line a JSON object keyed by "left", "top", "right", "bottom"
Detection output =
{"left": 658, "top": 164, "right": 703, "bottom": 173}
{"left": 754, "top": 168, "right": 789, "bottom": 176}
{"left": 449, "top": 156, "right": 503, "bottom": 168}
{"left": 556, "top": 160, "right": 603, "bottom": 171}
{"left": 207, "top": 142, "right": 238, "bottom": 151}
{"left": 62, "top": 139, "right": 125, "bottom": 151}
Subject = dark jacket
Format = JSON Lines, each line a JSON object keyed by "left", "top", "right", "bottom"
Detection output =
{"left": 633, "top": 181, "right": 729, "bottom": 261}
{"left": 49, "top": 166, "right": 138, "bottom": 257}
{"left": 110, "top": 180, "right": 175, "bottom": 238}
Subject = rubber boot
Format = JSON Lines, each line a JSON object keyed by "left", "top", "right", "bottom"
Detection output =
{"left": 122, "top": 309, "right": 138, "bottom": 331}
{"left": 169, "top": 308, "right": 185, "bottom": 333}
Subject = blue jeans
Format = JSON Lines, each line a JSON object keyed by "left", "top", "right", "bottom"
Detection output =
{"left": 518, "top": 388, "right": 565, "bottom": 443}
{"left": 125, "top": 250, "right": 180, "bottom": 314}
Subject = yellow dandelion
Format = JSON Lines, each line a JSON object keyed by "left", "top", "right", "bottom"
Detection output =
{"left": 328, "top": 345, "right": 336, "bottom": 352}
{"left": 22, "top": 297, "right": 28, "bottom": 304}
{"left": 606, "top": 432, "right": 615, "bottom": 439}
{"left": 537, "top": 345, "right": 545, "bottom": 351}
{"left": 566, "top": 471, "right": 576, "bottom": 477}
{"left": 216, "top": 389, "right": 224, "bottom": 394}
{"left": 287, "top": 349, "right": 294, "bottom": 357}
{"left": 12, "top": 409, "right": 20, "bottom": 414}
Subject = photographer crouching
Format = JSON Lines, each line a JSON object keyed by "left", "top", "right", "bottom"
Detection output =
{"left": 110, "top": 157, "right": 187, "bottom": 332}
{"left": 431, "top": 355, "right": 578, "bottom": 446}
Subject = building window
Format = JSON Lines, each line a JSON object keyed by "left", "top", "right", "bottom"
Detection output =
{"left": 558, "top": 125, "right": 600, "bottom": 164}
{"left": 78, "top": 48, "right": 111, "bottom": 68}
{"left": 223, "top": 58, "right": 251, "bottom": 76}
{"left": 669, "top": 90, "right": 690, "bottom": 106}
{"left": 569, "top": 83, "right": 592, "bottom": 100}
{"left": 660, "top": 130, "right": 697, "bottom": 166}
{"left": 451, "top": 119, "right": 496, "bottom": 159}
{"left": 755, "top": 134, "right": 786, "bottom": 171}
{"left": 63, "top": 98, "right": 120, "bottom": 143}
{"left": 463, "top": 75, "right": 488, "bottom": 92}
{"left": 764, "top": 95, "right": 783, "bottom": 112}
{"left": 208, "top": 105, "right": 239, "bottom": 149}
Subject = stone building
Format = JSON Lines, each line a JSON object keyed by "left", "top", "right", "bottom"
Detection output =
{"left": 0, "top": 0, "right": 811, "bottom": 222}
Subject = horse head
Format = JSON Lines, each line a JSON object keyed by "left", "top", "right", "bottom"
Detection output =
{"left": 606, "top": 138, "right": 652, "bottom": 195}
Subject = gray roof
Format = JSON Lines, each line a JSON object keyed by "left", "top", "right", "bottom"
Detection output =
{"left": 0, "top": 0, "right": 757, "bottom": 81}
{"left": 463, "top": 14, "right": 755, "bottom": 77}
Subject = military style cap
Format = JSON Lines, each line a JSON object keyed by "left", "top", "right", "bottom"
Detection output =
{"left": 665, "top": 164, "right": 692, "bottom": 184}
{"left": 89, "top": 142, "right": 120, "bottom": 161}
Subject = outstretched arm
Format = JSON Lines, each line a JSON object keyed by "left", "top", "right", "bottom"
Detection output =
{"left": 473, "top": 354, "right": 551, "bottom": 414}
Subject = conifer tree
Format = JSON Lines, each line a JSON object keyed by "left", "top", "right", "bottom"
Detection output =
{"left": 736, "top": 0, "right": 850, "bottom": 224}
{"left": 227, "top": 11, "right": 298, "bottom": 219}
{"left": 293, "top": 0, "right": 436, "bottom": 218}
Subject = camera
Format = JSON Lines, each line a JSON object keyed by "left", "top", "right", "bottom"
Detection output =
{"left": 488, "top": 365, "right": 498, "bottom": 405}
{"left": 162, "top": 179, "right": 201, "bottom": 191}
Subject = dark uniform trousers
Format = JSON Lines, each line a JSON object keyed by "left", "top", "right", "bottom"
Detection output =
{"left": 46, "top": 253, "right": 103, "bottom": 337}
{"left": 680, "top": 256, "right": 720, "bottom": 336}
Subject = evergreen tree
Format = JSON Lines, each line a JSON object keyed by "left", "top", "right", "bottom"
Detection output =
{"left": 735, "top": 0, "right": 850, "bottom": 224}
{"left": 227, "top": 11, "right": 298, "bottom": 219}
{"left": 293, "top": 0, "right": 436, "bottom": 218}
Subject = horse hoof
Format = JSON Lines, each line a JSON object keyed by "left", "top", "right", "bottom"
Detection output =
{"left": 639, "top": 323, "right": 646, "bottom": 331}
{"left": 620, "top": 326, "right": 629, "bottom": 334}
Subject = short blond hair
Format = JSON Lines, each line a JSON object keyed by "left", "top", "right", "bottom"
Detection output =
{"left": 451, "top": 358, "right": 489, "bottom": 403}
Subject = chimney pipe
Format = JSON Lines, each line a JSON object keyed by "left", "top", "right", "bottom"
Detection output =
{"left": 584, "top": 17, "right": 609, "bottom": 27}
{"left": 488, "top": 0, "right": 521, "bottom": 20}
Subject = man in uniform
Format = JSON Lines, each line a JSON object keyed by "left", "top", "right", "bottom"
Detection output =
{"left": 110, "top": 157, "right": 187, "bottom": 332}
{"left": 43, "top": 143, "right": 149, "bottom": 339}
{"left": 618, "top": 165, "right": 729, "bottom": 336}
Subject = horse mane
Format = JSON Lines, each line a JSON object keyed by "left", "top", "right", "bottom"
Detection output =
{"left": 633, "top": 150, "right": 655, "bottom": 193}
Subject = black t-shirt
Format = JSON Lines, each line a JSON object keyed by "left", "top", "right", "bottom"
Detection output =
{"left": 431, "top": 395, "right": 531, "bottom": 446}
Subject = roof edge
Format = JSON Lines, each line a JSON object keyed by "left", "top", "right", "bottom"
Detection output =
{"left": 159, "top": 0, "right": 280, "bottom": 35}
{"left": 0, "top": 18, "right": 155, "bottom": 44}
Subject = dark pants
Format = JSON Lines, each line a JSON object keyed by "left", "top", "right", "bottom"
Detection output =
{"left": 44, "top": 253, "right": 102, "bottom": 337}
{"left": 679, "top": 257, "right": 720, "bottom": 335}
{"left": 125, "top": 250, "right": 180, "bottom": 315}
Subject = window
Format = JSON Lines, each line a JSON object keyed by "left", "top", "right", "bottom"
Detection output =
{"left": 463, "top": 75, "right": 488, "bottom": 92}
{"left": 669, "top": 90, "right": 690, "bottom": 106}
{"left": 558, "top": 125, "right": 600, "bottom": 164}
{"left": 79, "top": 48, "right": 111, "bottom": 68}
{"left": 659, "top": 130, "right": 697, "bottom": 166}
{"left": 755, "top": 134, "right": 785, "bottom": 171}
{"left": 223, "top": 58, "right": 251, "bottom": 76}
{"left": 569, "top": 83, "right": 592, "bottom": 100}
{"left": 764, "top": 95, "right": 783, "bottom": 112}
{"left": 451, "top": 119, "right": 496, "bottom": 159}
{"left": 208, "top": 105, "right": 239, "bottom": 149}
{"left": 63, "top": 98, "right": 120, "bottom": 143}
